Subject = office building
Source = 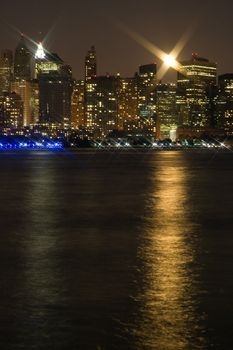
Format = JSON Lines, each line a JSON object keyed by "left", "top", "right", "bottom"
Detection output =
{"left": 177, "top": 54, "right": 217, "bottom": 127}
{"left": 85, "top": 75, "right": 119, "bottom": 136}
{"left": 118, "top": 77, "right": 138, "bottom": 130}
{"left": 84, "top": 46, "right": 97, "bottom": 130}
{"left": 14, "top": 35, "right": 31, "bottom": 81}
{"left": 0, "top": 92, "right": 23, "bottom": 129}
{"left": 0, "top": 50, "right": 13, "bottom": 94}
{"left": 71, "top": 79, "right": 85, "bottom": 129}
{"left": 156, "top": 83, "right": 177, "bottom": 139}
{"left": 216, "top": 74, "right": 233, "bottom": 134}
{"left": 35, "top": 43, "right": 73, "bottom": 127}
{"left": 130, "top": 63, "right": 157, "bottom": 136}
{"left": 85, "top": 46, "right": 97, "bottom": 82}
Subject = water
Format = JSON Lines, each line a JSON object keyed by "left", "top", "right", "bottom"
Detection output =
{"left": 0, "top": 149, "right": 233, "bottom": 350}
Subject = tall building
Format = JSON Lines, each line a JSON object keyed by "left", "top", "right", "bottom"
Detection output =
{"left": 156, "top": 83, "right": 177, "bottom": 139}
{"left": 85, "top": 46, "right": 97, "bottom": 82}
{"left": 11, "top": 36, "right": 34, "bottom": 126}
{"left": 177, "top": 54, "right": 217, "bottom": 127}
{"left": 35, "top": 43, "right": 73, "bottom": 127}
{"left": 0, "top": 92, "right": 23, "bottom": 129}
{"left": 35, "top": 43, "right": 63, "bottom": 78}
{"left": 84, "top": 46, "right": 97, "bottom": 129}
{"left": 85, "top": 75, "right": 119, "bottom": 137}
{"left": 0, "top": 50, "right": 13, "bottom": 94}
{"left": 137, "top": 63, "right": 157, "bottom": 118}
{"left": 118, "top": 77, "right": 138, "bottom": 130}
{"left": 216, "top": 74, "right": 233, "bottom": 134}
{"left": 130, "top": 63, "right": 157, "bottom": 135}
{"left": 11, "top": 80, "right": 32, "bottom": 126}
{"left": 71, "top": 80, "right": 85, "bottom": 129}
{"left": 14, "top": 35, "right": 31, "bottom": 81}
{"left": 29, "top": 79, "right": 40, "bottom": 125}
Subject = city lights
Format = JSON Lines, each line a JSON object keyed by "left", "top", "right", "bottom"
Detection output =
{"left": 0, "top": 25, "right": 232, "bottom": 147}
{"left": 35, "top": 42, "right": 46, "bottom": 59}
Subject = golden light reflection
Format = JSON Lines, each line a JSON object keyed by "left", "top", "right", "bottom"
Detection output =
{"left": 135, "top": 153, "right": 205, "bottom": 349}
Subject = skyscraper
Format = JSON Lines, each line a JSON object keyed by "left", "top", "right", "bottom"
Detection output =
{"left": 85, "top": 46, "right": 97, "bottom": 82}
{"left": 71, "top": 80, "right": 85, "bottom": 129}
{"left": 137, "top": 63, "right": 157, "bottom": 118}
{"left": 14, "top": 35, "right": 31, "bottom": 81}
{"left": 177, "top": 54, "right": 217, "bottom": 127}
{"left": 35, "top": 43, "right": 73, "bottom": 127}
{"left": 118, "top": 77, "right": 138, "bottom": 130}
{"left": 216, "top": 74, "right": 233, "bottom": 134}
{"left": 84, "top": 74, "right": 119, "bottom": 137}
{"left": 156, "top": 83, "right": 177, "bottom": 139}
{"left": 0, "top": 92, "right": 23, "bottom": 129}
{"left": 11, "top": 80, "right": 29, "bottom": 126}
{"left": 132, "top": 63, "right": 157, "bottom": 136}
{"left": 84, "top": 46, "right": 97, "bottom": 130}
{"left": 29, "top": 79, "right": 40, "bottom": 125}
{"left": 34, "top": 43, "right": 62, "bottom": 78}
{"left": 0, "top": 50, "right": 13, "bottom": 94}
{"left": 11, "top": 36, "right": 33, "bottom": 126}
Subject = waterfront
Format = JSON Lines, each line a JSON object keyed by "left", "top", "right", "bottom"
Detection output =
{"left": 0, "top": 149, "right": 233, "bottom": 349}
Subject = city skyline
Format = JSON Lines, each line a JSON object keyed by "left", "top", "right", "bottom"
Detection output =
{"left": 1, "top": 36, "right": 233, "bottom": 139}
{"left": 0, "top": 0, "right": 233, "bottom": 80}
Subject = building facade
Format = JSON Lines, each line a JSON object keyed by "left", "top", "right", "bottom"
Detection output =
{"left": 71, "top": 79, "right": 85, "bottom": 129}
{"left": 156, "top": 83, "right": 177, "bottom": 139}
{"left": 216, "top": 74, "right": 233, "bottom": 134}
{"left": 177, "top": 54, "right": 217, "bottom": 127}
{"left": 35, "top": 43, "right": 73, "bottom": 127}
{"left": 118, "top": 77, "right": 138, "bottom": 130}
{"left": 14, "top": 35, "right": 31, "bottom": 81}
{"left": 0, "top": 92, "right": 23, "bottom": 129}
{"left": 0, "top": 50, "right": 13, "bottom": 94}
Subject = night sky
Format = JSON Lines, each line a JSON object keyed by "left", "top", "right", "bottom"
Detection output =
{"left": 0, "top": 0, "right": 232, "bottom": 81}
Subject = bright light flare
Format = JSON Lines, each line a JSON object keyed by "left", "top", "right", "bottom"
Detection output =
{"left": 35, "top": 42, "right": 46, "bottom": 59}
{"left": 114, "top": 19, "right": 196, "bottom": 80}
{"left": 163, "top": 54, "right": 178, "bottom": 68}
{"left": 1, "top": 17, "right": 60, "bottom": 58}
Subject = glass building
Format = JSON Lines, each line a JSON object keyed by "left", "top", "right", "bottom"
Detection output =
{"left": 14, "top": 35, "right": 31, "bottom": 81}
{"left": 0, "top": 50, "right": 13, "bottom": 94}
{"left": 216, "top": 74, "right": 233, "bottom": 134}
{"left": 35, "top": 43, "right": 73, "bottom": 127}
{"left": 177, "top": 54, "right": 217, "bottom": 127}
{"left": 156, "top": 83, "right": 177, "bottom": 139}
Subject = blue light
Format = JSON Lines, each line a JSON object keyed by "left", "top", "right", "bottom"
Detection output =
{"left": 0, "top": 136, "right": 64, "bottom": 150}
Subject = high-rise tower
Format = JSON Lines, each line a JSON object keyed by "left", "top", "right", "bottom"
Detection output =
{"left": 0, "top": 92, "right": 23, "bottom": 129}
{"left": 85, "top": 46, "right": 97, "bottom": 82}
{"left": 0, "top": 50, "right": 13, "bottom": 94}
{"left": 84, "top": 46, "right": 97, "bottom": 130}
{"left": 34, "top": 42, "right": 73, "bottom": 127}
{"left": 176, "top": 54, "right": 217, "bottom": 127}
{"left": 216, "top": 74, "right": 233, "bottom": 134}
{"left": 14, "top": 35, "right": 31, "bottom": 81}
{"left": 137, "top": 63, "right": 157, "bottom": 118}
{"left": 156, "top": 82, "right": 177, "bottom": 139}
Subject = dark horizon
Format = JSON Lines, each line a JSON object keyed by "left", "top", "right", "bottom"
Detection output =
{"left": 0, "top": 0, "right": 232, "bottom": 81}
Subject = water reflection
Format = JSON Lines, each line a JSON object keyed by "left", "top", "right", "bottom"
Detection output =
{"left": 21, "top": 157, "right": 64, "bottom": 347}
{"left": 135, "top": 153, "right": 205, "bottom": 350}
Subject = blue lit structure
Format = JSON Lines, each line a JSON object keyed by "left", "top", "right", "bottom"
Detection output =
{"left": 0, "top": 136, "right": 63, "bottom": 150}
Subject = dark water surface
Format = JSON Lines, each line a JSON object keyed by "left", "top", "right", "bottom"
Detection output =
{"left": 0, "top": 149, "right": 233, "bottom": 350}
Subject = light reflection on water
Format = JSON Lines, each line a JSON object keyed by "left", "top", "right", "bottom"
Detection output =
{"left": 1, "top": 150, "right": 233, "bottom": 349}
{"left": 134, "top": 154, "right": 205, "bottom": 350}
{"left": 21, "top": 160, "right": 65, "bottom": 346}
